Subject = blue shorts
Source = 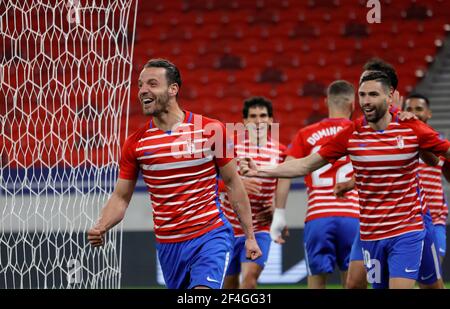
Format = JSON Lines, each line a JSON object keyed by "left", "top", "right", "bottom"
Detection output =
{"left": 226, "top": 232, "right": 271, "bottom": 276}
{"left": 304, "top": 217, "right": 359, "bottom": 275}
{"left": 156, "top": 224, "right": 234, "bottom": 289}
{"left": 361, "top": 230, "right": 426, "bottom": 289}
{"left": 434, "top": 224, "right": 447, "bottom": 258}
{"left": 349, "top": 230, "right": 363, "bottom": 262}
{"left": 417, "top": 212, "right": 442, "bottom": 285}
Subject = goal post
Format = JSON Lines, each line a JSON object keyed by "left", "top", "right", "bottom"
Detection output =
{"left": 0, "top": 0, "right": 139, "bottom": 288}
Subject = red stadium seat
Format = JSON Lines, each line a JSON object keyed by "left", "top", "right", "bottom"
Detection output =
{"left": 6, "top": 0, "right": 446, "bottom": 167}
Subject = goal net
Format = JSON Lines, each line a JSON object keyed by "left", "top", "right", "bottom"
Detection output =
{"left": 0, "top": 0, "right": 138, "bottom": 288}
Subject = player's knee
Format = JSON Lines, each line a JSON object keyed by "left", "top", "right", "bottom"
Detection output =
{"left": 346, "top": 275, "right": 367, "bottom": 289}
{"left": 240, "top": 272, "right": 258, "bottom": 289}
{"left": 240, "top": 277, "right": 257, "bottom": 289}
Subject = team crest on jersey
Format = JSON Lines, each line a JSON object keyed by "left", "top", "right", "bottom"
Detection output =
{"left": 396, "top": 136, "right": 404, "bottom": 149}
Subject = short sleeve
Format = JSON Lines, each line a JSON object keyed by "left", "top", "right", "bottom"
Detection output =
{"left": 285, "top": 130, "right": 306, "bottom": 159}
{"left": 318, "top": 123, "right": 354, "bottom": 164}
{"left": 118, "top": 135, "right": 139, "bottom": 180}
{"left": 405, "top": 120, "right": 450, "bottom": 156}
{"left": 213, "top": 121, "right": 234, "bottom": 167}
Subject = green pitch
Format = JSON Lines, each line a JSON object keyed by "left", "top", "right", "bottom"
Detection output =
{"left": 258, "top": 282, "right": 450, "bottom": 289}
{"left": 125, "top": 282, "right": 450, "bottom": 289}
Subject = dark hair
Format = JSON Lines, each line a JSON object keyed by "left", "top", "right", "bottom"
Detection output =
{"left": 406, "top": 93, "right": 430, "bottom": 107}
{"left": 327, "top": 80, "right": 354, "bottom": 97}
{"left": 363, "top": 58, "right": 398, "bottom": 90}
{"left": 327, "top": 80, "right": 354, "bottom": 107}
{"left": 360, "top": 71, "right": 392, "bottom": 92}
{"left": 144, "top": 58, "right": 182, "bottom": 89}
{"left": 242, "top": 96, "right": 273, "bottom": 118}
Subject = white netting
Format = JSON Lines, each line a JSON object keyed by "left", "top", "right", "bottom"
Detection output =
{"left": 0, "top": 0, "right": 138, "bottom": 288}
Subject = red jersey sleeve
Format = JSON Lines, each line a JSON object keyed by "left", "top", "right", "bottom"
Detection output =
{"left": 318, "top": 123, "right": 353, "bottom": 164}
{"left": 285, "top": 129, "right": 306, "bottom": 159}
{"left": 213, "top": 121, "right": 234, "bottom": 167}
{"left": 404, "top": 119, "right": 450, "bottom": 156}
{"left": 118, "top": 134, "right": 140, "bottom": 180}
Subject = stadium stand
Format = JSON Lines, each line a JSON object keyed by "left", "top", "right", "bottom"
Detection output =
{"left": 2, "top": 0, "right": 449, "bottom": 166}
{"left": 125, "top": 0, "right": 449, "bottom": 147}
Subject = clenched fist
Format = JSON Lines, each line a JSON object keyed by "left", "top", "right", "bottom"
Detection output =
{"left": 87, "top": 226, "right": 106, "bottom": 247}
{"left": 238, "top": 157, "right": 259, "bottom": 177}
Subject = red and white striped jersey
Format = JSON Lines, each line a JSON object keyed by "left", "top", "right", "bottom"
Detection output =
{"left": 418, "top": 157, "right": 448, "bottom": 225}
{"left": 319, "top": 115, "right": 450, "bottom": 241}
{"left": 222, "top": 134, "right": 286, "bottom": 237}
{"left": 287, "top": 118, "right": 359, "bottom": 222}
{"left": 119, "top": 111, "right": 233, "bottom": 243}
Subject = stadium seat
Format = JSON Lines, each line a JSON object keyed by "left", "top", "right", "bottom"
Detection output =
{"left": 300, "top": 80, "right": 327, "bottom": 97}
{"left": 343, "top": 22, "right": 369, "bottom": 38}
{"left": 258, "top": 67, "right": 286, "bottom": 84}
{"left": 216, "top": 54, "right": 244, "bottom": 70}
{"left": 6, "top": 0, "right": 448, "bottom": 168}
{"left": 403, "top": 3, "right": 432, "bottom": 20}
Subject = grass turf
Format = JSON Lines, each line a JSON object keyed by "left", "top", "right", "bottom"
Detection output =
{"left": 124, "top": 282, "right": 450, "bottom": 289}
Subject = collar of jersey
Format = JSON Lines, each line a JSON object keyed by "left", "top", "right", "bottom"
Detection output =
{"left": 149, "top": 110, "right": 193, "bottom": 132}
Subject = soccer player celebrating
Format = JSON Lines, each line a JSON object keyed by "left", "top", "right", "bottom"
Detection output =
{"left": 341, "top": 92, "right": 447, "bottom": 289}
{"left": 405, "top": 94, "right": 449, "bottom": 266}
{"left": 87, "top": 59, "right": 261, "bottom": 289}
{"left": 241, "top": 71, "right": 450, "bottom": 289}
{"left": 361, "top": 58, "right": 403, "bottom": 111}
{"left": 271, "top": 81, "right": 359, "bottom": 289}
{"left": 345, "top": 58, "right": 407, "bottom": 289}
{"left": 221, "top": 97, "right": 286, "bottom": 289}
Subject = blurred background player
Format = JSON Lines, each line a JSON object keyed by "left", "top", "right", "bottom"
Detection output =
{"left": 405, "top": 94, "right": 450, "bottom": 266}
{"left": 222, "top": 97, "right": 286, "bottom": 289}
{"left": 87, "top": 58, "right": 261, "bottom": 289}
{"left": 241, "top": 71, "right": 450, "bottom": 289}
{"left": 271, "top": 80, "right": 360, "bottom": 289}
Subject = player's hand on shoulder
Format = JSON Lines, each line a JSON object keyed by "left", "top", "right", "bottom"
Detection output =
{"left": 397, "top": 111, "right": 417, "bottom": 121}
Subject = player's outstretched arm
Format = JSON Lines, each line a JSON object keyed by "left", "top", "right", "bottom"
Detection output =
{"left": 88, "top": 178, "right": 137, "bottom": 247}
{"left": 219, "top": 159, "right": 262, "bottom": 260}
{"left": 240, "top": 152, "right": 328, "bottom": 179}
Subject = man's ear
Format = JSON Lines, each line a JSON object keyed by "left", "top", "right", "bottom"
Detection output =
{"left": 169, "top": 83, "right": 179, "bottom": 97}
{"left": 387, "top": 87, "right": 394, "bottom": 101}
